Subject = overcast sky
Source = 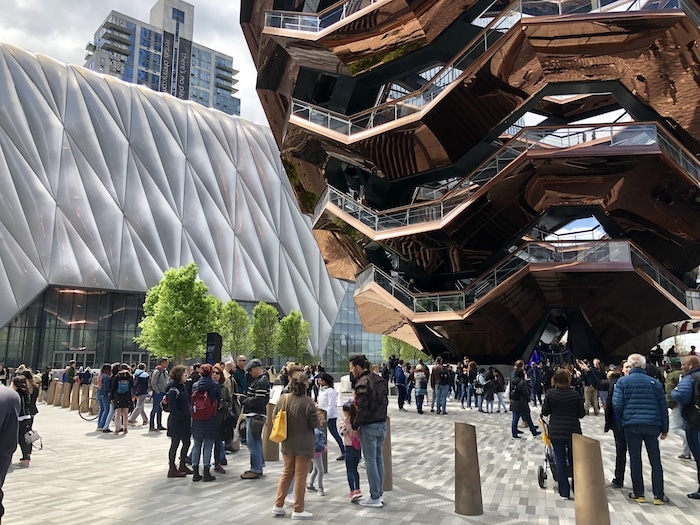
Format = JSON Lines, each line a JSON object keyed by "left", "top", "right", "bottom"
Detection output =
{"left": 0, "top": 0, "right": 267, "bottom": 125}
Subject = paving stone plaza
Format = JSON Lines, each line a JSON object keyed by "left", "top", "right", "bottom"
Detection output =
{"left": 4, "top": 390, "right": 699, "bottom": 524}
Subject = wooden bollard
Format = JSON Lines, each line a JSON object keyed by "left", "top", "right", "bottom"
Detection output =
{"left": 79, "top": 384, "right": 89, "bottom": 412}
{"left": 61, "top": 382, "right": 71, "bottom": 408}
{"left": 263, "top": 402, "right": 279, "bottom": 462}
{"left": 573, "top": 434, "right": 610, "bottom": 525}
{"left": 47, "top": 379, "right": 57, "bottom": 405}
{"left": 382, "top": 416, "right": 392, "bottom": 491}
{"left": 455, "top": 422, "right": 483, "bottom": 516}
{"left": 53, "top": 382, "right": 64, "bottom": 406}
{"left": 70, "top": 381, "right": 81, "bottom": 410}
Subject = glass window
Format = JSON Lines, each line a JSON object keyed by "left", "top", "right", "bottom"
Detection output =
{"left": 172, "top": 8, "right": 185, "bottom": 23}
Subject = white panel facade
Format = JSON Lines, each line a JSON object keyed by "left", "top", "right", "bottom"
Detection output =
{"left": 0, "top": 44, "right": 347, "bottom": 354}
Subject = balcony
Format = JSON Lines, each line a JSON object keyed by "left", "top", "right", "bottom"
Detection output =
{"left": 100, "top": 40, "right": 130, "bottom": 57}
{"left": 264, "top": 0, "right": 383, "bottom": 34}
{"left": 103, "top": 15, "right": 133, "bottom": 34}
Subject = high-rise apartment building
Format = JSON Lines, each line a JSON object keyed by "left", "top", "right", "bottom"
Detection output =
{"left": 85, "top": 0, "right": 240, "bottom": 116}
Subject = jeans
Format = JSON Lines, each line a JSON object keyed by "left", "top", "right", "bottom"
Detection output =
{"left": 415, "top": 393, "right": 425, "bottom": 413}
{"left": 359, "top": 420, "right": 386, "bottom": 499}
{"left": 611, "top": 422, "right": 627, "bottom": 485}
{"left": 192, "top": 437, "right": 214, "bottom": 468}
{"left": 327, "top": 418, "right": 345, "bottom": 456}
{"left": 625, "top": 425, "right": 665, "bottom": 498}
{"left": 669, "top": 406, "right": 690, "bottom": 456}
{"left": 685, "top": 422, "right": 700, "bottom": 489}
{"left": 0, "top": 454, "right": 11, "bottom": 519}
{"left": 104, "top": 401, "right": 115, "bottom": 430}
{"left": 436, "top": 384, "right": 449, "bottom": 413}
{"left": 309, "top": 455, "right": 324, "bottom": 490}
{"left": 246, "top": 415, "right": 265, "bottom": 473}
{"left": 129, "top": 394, "right": 148, "bottom": 423}
{"left": 467, "top": 384, "right": 475, "bottom": 408}
{"left": 552, "top": 438, "right": 573, "bottom": 498}
{"left": 97, "top": 392, "right": 110, "bottom": 429}
{"left": 397, "top": 384, "right": 407, "bottom": 409}
{"left": 150, "top": 392, "right": 164, "bottom": 429}
{"left": 458, "top": 383, "right": 467, "bottom": 405}
{"left": 496, "top": 392, "right": 507, "bottom": 411}
{"left": 511, "top": 410, "right": 538, "bottom": 437}
{"left": 344, "top": 446, "right": 361, "bottom": 491}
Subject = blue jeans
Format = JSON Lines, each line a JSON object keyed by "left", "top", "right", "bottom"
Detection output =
{"left": 192, "top": 437, "right": 214, "bottom": 468}
{"left": 150, "top": 392, "right": 164, "bottom": 429}
{"left": 96, "top": 392, "right": 110, "bottom": 429}
{"left": 552, "top": 439, "right": 573, "bottom": 498}
{"left": 436, "top": 384, "right": 449, "bottom": 413}
{"left": 686, "top": 422, "right": 700, "bottom": 489}
{"left": 345, "top": 446, "right": 361, "bottom": 491}
{"left": 359, "top": 421, "right": 386, "bottom": 499}
{"left": 246, "top": 415, "right": 265, "bottom": 473}
{"left": 625, "top": 425, "right": 665, "bottom": 498}
{"left": 467, "top": 384, "right": 475, "bottom": 408}
{"left": 327, "top": 418, "right": 345, "bottom": 456}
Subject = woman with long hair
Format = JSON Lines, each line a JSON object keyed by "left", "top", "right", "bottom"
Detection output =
{"left": 166, "top": 365, "right": 192, "bottom": 478}
{"left": 96, "top": 364, "right": 112, "bottom": 432}
{"left": 271, "top": 372, "right": 320, "bottom": 520}
{"left": 212, "top": 363, "right": 233, "bottom": 474}
{"left": 316, "top": 373, "right": 345, "bottom": 460}
{"left": 12, "top": 375, "right": 34, "bottom": 467}
{"left": 110, "top": 364, "right": 133, "bottom": 435}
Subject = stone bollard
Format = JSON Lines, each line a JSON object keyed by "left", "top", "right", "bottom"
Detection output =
{"left": 263, "top": 401, "right": 279, "bottom": 462}
{"left": 70, "top": 381, "right": 81, "bottom": 410}
{"left": 61, "top": 383, "right": 71, "bottom": 408}
{"left": 53, "top": 382, "right": 64, "bottom": 406}
{"left": 79, "top": 384, "right": 89, "bottom": 412}
{"left": 454, "top": 422, "right": 483, "bottom": 516}
{"left": 47, "top": 379, "right": 58, "bottom": 405}
{"left": 573, "top": 434, "right": 610, "bottom": 525}
{"left": 382, "top": 416, "right": 393, "bottom": 491}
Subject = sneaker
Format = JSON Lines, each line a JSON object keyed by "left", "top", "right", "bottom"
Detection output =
{"left": 359, "top": 497, "right": 383, "bottom": 508}
{"left": 687, "top": 492, "right": 700, "bottom": 499}
{"left": 678, "top": 454, "right": 692, "bottom": 460}
{"left": 102, "top": 428, "right": 112, "bottom": 433}
{"left": 336, "top": 455, "right": 345, "bottom": 461}
{"left": 214, "top": 465, "right": 226, "bottom": 474}
{"left": 291, "top": 511, "right": 313, "bottom": 520}
{"left": 609, "top": 480, "right": 623, "bottom": 488}
{"left": 285, "top": 495, "right": 295, "bottom": 506}
{"left": 351, "top": 489, "right": 362, "bottom": 501}
{"left": 18, "top": 459, "right": 30, "bottom": 468}
{"left": 317, "top": 489, "right": 325, "bottom": 496}
{"left": 532, "top": 431, "right": 542, "bottom": 437}
{"left": 306, "top": 484, "right": 316, "bottom": 491}
{"left": 653, "top": 495, "right": 669, "bottom": 505}
{"left": 96, "top": 427, "right": 103, "bottom": 431}
{"left": 628, "top": 492, "right": 646, "bottom": 503}
{"left": 443, "top": 412, "right": 448, "bottom": 415}
{"left": 240, "top": 471, "right": 262, "bottom": 479}
{"left": 271, "top": 506, "right": 286, "bottom": 517}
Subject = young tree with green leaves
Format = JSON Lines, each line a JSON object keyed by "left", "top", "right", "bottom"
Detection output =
{"left": 219, "top": 300, "right": 251, "bottom": 357}
{"left": 135, "top": 263, "right": 219, "bottom": 364}
{"left": 251, "top": 302, "right": 279, "bottom": 364}
{"left": 382, "top": 335, "right": 422, "bottom": 364}
{"left": 278, "top": 310, "right": 311, "bottom": 363}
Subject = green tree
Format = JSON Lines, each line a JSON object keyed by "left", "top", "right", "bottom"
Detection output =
{"left": 382, "top": 335, "right": 421, "bottom": 364}
{"left": 278, "top": 310, "right": 311, "bottom": 363}
{"left": 251, "top": 302, "right": 279, "bottom": 364}
{"left": 135, "top": 263, "right": 219, "bottom": 364}
{"left": 220, "top": 300, "right": 251, "bottom": 357}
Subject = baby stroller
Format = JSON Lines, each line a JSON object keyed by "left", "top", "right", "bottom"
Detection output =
{"left": 537, "top": 416, "right": 557, "bottom": 489}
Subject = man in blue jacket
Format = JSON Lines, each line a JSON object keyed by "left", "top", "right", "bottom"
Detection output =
{"left": 671, "top": 355, "right": 700, "bottom": 500}
{"left": 612, "top": 353, "right": 669, "bottom": 505}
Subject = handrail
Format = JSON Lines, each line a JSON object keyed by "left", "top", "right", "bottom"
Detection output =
{"left": 356, "top": 240, "right": 696, "bottom": 314}
{"left": 264, "top": 0, "right": 382, "bottom": 33}
{"left": 316, "top": 122, "right": 692, "bottom": 233}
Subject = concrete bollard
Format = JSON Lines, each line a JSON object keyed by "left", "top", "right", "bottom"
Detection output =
{"left": 79, "top": 384, "right": 89, "bottom": 412}
{"left": 382, "top": 416, "right": 393, "bottom": 491}
{"left": 454, "top": 422, "right": 483, "bottom": 516}
{"left": 573, "top": 434, "right": 610, "bottom": 525}
{"left": 47, "top": 379, "right": 57, "bottom": 405}
{"left": 61, "top": 383, "right": 71, "bottom": 408}
{"left": 263, "top": 401, "right": 279, "bottom": 462}
{"left": 53, "top": 382, "right": 64, "bottom": 406}
{"left": 70, "top": 381, "right": 81, "bottom": 410}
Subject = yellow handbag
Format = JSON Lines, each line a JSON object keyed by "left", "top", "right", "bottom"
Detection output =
{"left": 270, "top": 394, "right": 288, "bottom": 443}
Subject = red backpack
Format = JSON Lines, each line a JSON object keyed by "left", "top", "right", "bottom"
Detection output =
{"left": 191, "top": 388, "right": 218, "bottom": 421}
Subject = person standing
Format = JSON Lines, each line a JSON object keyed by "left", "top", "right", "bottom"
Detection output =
{"left": 165, "top": 365, "right": 191, "bottom": 478}
{"left": 11, "top": 376, "right": 34, "bottom": 467}
{"left": 96, "top": 364, "right": 112, "bottom": 432}
{"left": 349, "top": 354, "right": 389, "bottom": 508}
{"left": 542, "top": 369, "right": 585, "bottom": 499}
{"left": 612, "top": 353, "right": 669, "bottom": 505}
{"left": 411, "top": 364, "right": 428, "bottom": 414}
{"left": 395, "top": 360, "right": 408, "bottom": 412}
{"left": 231, "top": 355, "right": 248, "bottom": 446}
{"left": 0, "top": 382, "right": 20, "bottom": 522}
{"left": 509, "top": 368, "right": 541, "bottom": 439}
{"left": 128, "top": 363, "right": 150, "bottom": 426}
{"left": 111, "top": 365, "right": 133, "bottom": 435}
{"left": 149, "top": 358, "right": 169, "bottom": 432}
{"left": 240, "top": 358, "right": 270, "bottom": 479}
{"left": 671, "top": 355, "right": 700, "bottom": 500}
{"left": 665, "top": 357, "right": 691, "bottom": 459}
{"left": 316, "top": 373, "right": 345, "bottom": 460}
{"left": 40, "top": 367, "right": 51, "bottom": 403}
{"left": 65, "top": 360, "right": 76, "bottom": 393}
{"left": 191, "top": 364, "right": 221, "bottom": 482}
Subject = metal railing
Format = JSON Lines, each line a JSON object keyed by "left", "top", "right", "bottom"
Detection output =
{"left": 264, "top": 0, "right": 381, "bottom": 32}
{"left": 356, "top": 240, "right": 696, "bottom": 313}
{"left": 314, "top": 122, "right": 688, "bottom": 233}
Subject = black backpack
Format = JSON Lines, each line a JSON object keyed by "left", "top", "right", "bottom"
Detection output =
{"left": 438, "top": 368, "right": 449, "bottom": 386}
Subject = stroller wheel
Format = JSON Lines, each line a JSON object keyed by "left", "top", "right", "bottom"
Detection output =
{"left": 538, "top": 465, "right": 547, "bottom": 489}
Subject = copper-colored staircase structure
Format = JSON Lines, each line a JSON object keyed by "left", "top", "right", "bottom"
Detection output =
{"left": 242, "top": 0, "right": 700, "bottom": 363}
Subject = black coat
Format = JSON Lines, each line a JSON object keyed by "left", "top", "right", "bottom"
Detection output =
{"left": 166, "top": 381, "right": 191, "bottom": 439}
{"left": 509, "top": 376, "right": 531, "bottom": 413}
{"left": 542, "top": 387, "right": 585, "bottom": 441}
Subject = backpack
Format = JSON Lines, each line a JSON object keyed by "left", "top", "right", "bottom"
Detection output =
{"left": 81, "top": 370, "right": 92, "bottom": 386}
{"left": 510, "top": 381, "right": 521, "bottom": 401}
{"left": 134, "top": 373, "right": 149, "bottom": 396}
{"left": 117, "top": 379, "right": 130, "bottom": 395}
{"left": 418, "top": 374, "right": 428, "bottom": 390}
{"left": 438, "top": 368, "right": 449, "bottom": 386}
{"left": 682, "top": 372, "right": 700, "bottom": 430}
{"left": 191, "top": 388, "right": 218, "bottom": 420}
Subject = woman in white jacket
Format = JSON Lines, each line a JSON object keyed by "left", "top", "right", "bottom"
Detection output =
{"left": 316, "top": 373, "right": 345, "bottom": 460}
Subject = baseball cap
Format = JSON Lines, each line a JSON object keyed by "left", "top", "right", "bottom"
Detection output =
{"left": 245, "top": 358, "right": 263, "bottom": 372}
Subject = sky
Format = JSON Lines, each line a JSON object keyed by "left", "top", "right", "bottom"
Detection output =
{"left": 0, "top": 0, "right": 267, "bottom": 125}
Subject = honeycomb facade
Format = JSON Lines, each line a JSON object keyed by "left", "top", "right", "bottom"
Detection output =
{"left": 242, "top": 0, "right": 700, "bottom": 363}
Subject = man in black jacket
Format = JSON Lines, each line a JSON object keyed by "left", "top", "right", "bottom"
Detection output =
{"left": 240, "top": 359, "right": 270, "bottom": 479}
{"left": 0, "top": 383, "right": 20, "bottom": 521}
{"left": 350, "top": 354, "right": 388, "bottom": 508}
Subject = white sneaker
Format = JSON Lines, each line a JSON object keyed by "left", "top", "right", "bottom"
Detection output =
{"left": 284, "top": 496, "right": 295, "bottom": 506}
{"left": 317, "top": 489, "right": 325, "bottom": 496}
{"left": 291, "top": 511, "right": 313, "bottom": 520}
{"left": 359, "top": 497, "right": 383, "bottom": 508}
{"left": 271, "top": 507, "right": 285, "bottom": 516}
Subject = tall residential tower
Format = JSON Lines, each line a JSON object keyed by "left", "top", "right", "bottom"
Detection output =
{"left": 85, "top": 0, "right": 240, "bottom": 116}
